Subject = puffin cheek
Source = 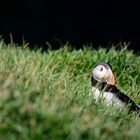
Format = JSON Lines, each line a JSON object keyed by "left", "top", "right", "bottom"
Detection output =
{"left": 93, "top": 71, "right": 104, "bottom": 81}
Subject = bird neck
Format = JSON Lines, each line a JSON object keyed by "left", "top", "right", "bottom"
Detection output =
{"left": 91, "top": 76, "right": 115, "bottom": 91}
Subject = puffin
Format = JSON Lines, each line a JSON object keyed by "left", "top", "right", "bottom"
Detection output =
{"left": 91, "top": 62, "right": 140, "bottom": 114}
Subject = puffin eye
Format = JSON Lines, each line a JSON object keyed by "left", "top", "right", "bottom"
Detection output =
{"left": 100, "top": 66, "right": 103, "bottom": 71}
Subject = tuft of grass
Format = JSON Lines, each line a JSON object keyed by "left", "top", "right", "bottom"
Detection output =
{"left": 0, "top": 40, "right": 140, "bottom": 139}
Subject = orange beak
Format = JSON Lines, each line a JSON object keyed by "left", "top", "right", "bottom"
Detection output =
{"left": 108, "top": 73, "right": 115, "bottom": 85}
{"left": 104, "top": 70, "right": 115, "bottom": 85}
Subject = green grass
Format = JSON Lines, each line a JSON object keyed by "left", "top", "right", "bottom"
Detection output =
{"left": 0, "top": 40, "right": 140, "bottom": 140}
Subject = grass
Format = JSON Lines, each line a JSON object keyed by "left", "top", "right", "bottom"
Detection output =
{"left": 0, "top": 40, "right": 140, "bottom": 140}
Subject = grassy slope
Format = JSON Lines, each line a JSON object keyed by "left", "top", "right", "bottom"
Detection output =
{"left": 0, "top": 41, "right": 140, "bottom": 140}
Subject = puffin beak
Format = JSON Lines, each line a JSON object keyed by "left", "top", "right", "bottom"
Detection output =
{"left": 109, "top": 73, "right": 115, "bottom": 85}
{"left": 104, "top": 69, "right": 116, "bottom": 85}
{"left": 107, "top": 72, "right": 115, "bottom": 85}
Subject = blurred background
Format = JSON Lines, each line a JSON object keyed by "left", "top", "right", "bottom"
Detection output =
{"left": 0, "top": 0, "right": 140, "bottom": 51}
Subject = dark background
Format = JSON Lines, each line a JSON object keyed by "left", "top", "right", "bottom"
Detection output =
{"left": 0, "top": 0, "right": 140, "bottom": 51}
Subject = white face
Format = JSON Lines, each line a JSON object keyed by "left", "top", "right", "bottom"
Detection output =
{"left": 92, "top": 65, "right": 108, "bottom": 82}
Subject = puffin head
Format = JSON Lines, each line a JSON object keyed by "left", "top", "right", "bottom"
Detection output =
{"left": 92, "top": 62, "right": 115, "bottom": 85}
